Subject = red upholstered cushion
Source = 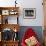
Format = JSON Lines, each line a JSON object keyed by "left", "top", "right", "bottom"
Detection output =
{"left": 24, "top": 28, "right": 36, "bottom": 39}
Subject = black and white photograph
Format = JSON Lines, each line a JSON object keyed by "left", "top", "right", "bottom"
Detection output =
{"left": 23, "top": 8, "right": 36, "bottom": 19}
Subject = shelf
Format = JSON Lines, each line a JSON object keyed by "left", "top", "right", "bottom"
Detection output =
{"left": 0, "top": 7, "right": 19, "bottom": 46}
{"left": 0, "top": 7, "right": 19, "bottom": 16}
{"left": 0, "top": 7, "right": 19, "bottom": 24}
{"left": 1, "top": 40, "right": 19, "bottom": 46}
{"left": 2, "top": 40, "right": 19, "bottom": 43}
{"left": 0, "top": 7, "right": 19, "bottom": 10}
{"left": 1, "top": 15, "right": 18, "bottom": 24}
{"left": 0, "top": 24, "right": 20, "bottom": 32}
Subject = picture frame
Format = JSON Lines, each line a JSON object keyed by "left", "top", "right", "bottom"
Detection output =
{"left": 2, "top": 10, "right": 9, "bottom": 15}
{"left": 23, "top": 8, "right": 36, "bottom": 19}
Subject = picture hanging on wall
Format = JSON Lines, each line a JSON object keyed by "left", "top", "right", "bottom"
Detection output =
{"left": 23, "top": 8, "right": 36, "bottom": 19}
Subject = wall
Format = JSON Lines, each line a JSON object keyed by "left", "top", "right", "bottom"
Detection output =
{"left": 43, "top": 0, "right": 46, "bottom": 26}
{"left": 0, "top": 0, "right": 15, "bottom": 7}
{"left": 0, "top": 0, "right": 44, "bottom": 26}
{"left": 43, "top": 0, "right": 46, "bottom": 46}
{"left": 0, "top": 0, "right": 44, "bottom": 45}
{"left": 18, "top": 0, "right": 44, "bottom": 26}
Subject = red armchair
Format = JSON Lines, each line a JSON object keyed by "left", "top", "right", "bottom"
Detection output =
{"left": 21, "top": 28, "right": 41, "bottom": 46}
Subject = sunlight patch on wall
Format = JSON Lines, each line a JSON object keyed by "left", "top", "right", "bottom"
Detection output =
{"left": 0, "top": 0, "right": 15, "bottom": 7}
{"left": 0, "top": 0, "right": 15, "bottom": 1}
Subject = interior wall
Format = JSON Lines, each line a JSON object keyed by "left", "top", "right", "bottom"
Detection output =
{"left": 0, "top": 0, "right": 44, "bottom": 45}
{"left": 43, "top": 0, "right": 46, "bottom": 46}
{"left": 18, "top": 0, "right": 44, "bottom": 26}
{"left": 43, "top": 0, "right": 46, "bottom": 27}
{"left": 0, "top": 0, "right": 44, "bottom": 26}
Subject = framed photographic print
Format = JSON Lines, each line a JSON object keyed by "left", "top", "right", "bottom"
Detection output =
{"left": 2, "top": 10, "right": 9, "bottom": 15}
{"left": 23, "top": 8, "right": 36, "bottom": 19}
